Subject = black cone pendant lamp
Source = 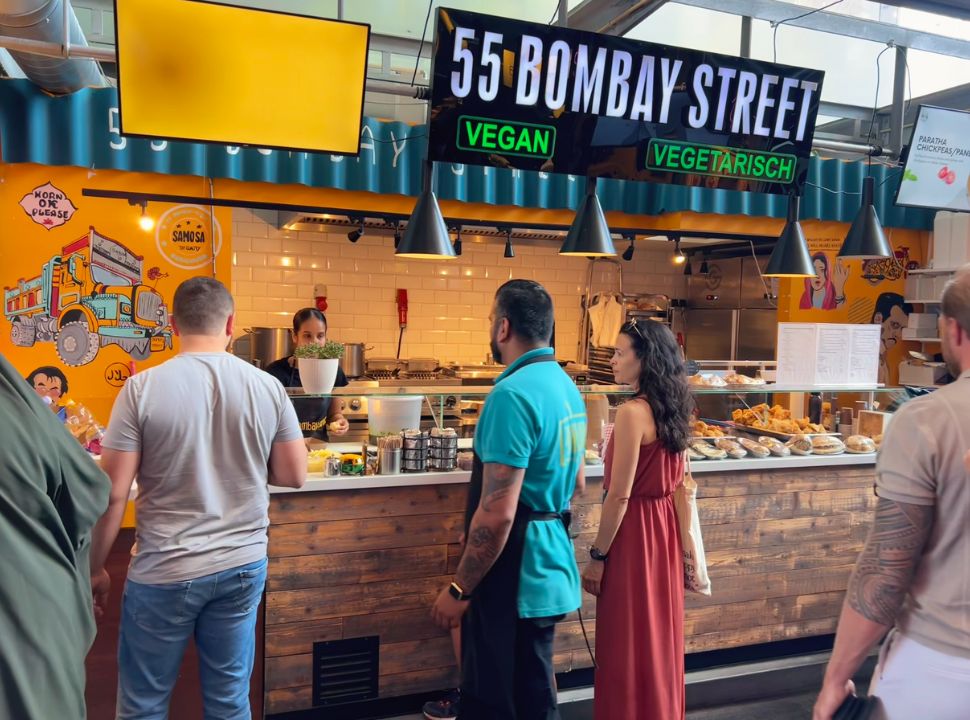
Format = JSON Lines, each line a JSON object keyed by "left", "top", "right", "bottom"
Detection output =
{"left": 559, "top": 177, "right": 616, "bottom": 257}
{"left": 838, "top": 175, "right": 892, "bottom": 259}
{"left": 396, "top": 160, "right": 457, "bottom": 260}
{"left": 764, "top": 194, "right": 815, "bottom": 278}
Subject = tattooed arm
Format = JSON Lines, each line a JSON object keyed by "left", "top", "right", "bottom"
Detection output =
{"left": 454, "top": 462, "right": 525, "bottom": 593}
{"left": 813, "top": 496, "right": 934, "bottom": 719}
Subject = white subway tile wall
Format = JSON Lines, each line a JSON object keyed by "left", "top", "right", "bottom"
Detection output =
{"left": 230, "top": 209, "right": 685, "bottom": 364}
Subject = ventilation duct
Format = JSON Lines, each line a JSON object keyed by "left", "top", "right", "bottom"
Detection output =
{"left": 0, "top": 0, "right": 106, "bottom": 94}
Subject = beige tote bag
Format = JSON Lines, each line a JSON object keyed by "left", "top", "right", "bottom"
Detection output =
{"left": 674, "top": 452, "right": 712, "bottom": 596}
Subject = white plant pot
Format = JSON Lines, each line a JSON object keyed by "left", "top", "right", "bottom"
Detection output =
{"left": 297, "top": 357, "right": 339, "bottom": 394}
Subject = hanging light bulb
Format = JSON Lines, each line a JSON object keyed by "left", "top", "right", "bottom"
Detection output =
{"left": 838, "top": 176, "right": 892, "bottom": 259}
{"left": 672, "top": 238, "right": 686, "bottom": 264}
{"left": 699, "top": 255, "right": 709, "bottom": 275}
{"left": 684, "top": 257, "right": 693, "bottom": 276}
{"left": 764, "top": 194, "right": 816, "bottom": 277}
{"left": 559, "top": 177, "right": 616, "bottom": 256}
{"left": 504, "top": 230, "right": 515, "bottom": 259}
{"left": 622, "top": 236, "right": 635, "bottom": 262}
{"left": 137, "top": 201, "right": 154, "bottom": 232}
{"left": 453, "top": 227, "right": 463, "bottom": 256}
{"left": 397, "top": 160, "right": 457, "bottom": 260}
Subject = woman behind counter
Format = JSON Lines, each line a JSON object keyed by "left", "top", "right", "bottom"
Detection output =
{"left": 265, "top": 308, "right": 349, "bottom": 443}
{"left": 581, "top": 319, "right": 692, "bottom": 720}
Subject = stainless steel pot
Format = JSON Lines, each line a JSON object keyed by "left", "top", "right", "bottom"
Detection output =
{"left": 245, "top": 327, "right": 293, "bottom": 369}
{"left": 367, "top": 357, "right": 402, "bottom": 373}
{"left": 406, "top": 357, "right": 439, "bottom": 373}
{"left": 341, "top": 343, "right": 372, "bottom": 378}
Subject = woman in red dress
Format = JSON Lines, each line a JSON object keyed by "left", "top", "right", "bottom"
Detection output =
{"left": 582, "top": 319, "right": 692, "bottom": 720}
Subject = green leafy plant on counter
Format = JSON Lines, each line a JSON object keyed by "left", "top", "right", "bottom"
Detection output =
{"left": 293, "top": 340, "right": 345, "bottom": 360}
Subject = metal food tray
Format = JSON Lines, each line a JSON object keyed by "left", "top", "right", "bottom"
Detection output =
{"left": 727, "top": 423, "right": 842, "bottom": 442}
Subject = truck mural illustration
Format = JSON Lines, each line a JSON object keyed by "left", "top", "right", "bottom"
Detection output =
{"left": 4, "top": 226, "right": 172, "bottom": 366}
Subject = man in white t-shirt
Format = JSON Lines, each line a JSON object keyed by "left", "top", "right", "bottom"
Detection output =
{"left": 814, "top": 267, "right": 970, "bottom": 720}
{"left": 88, "top": 277, "right": 307, "bottom": 719}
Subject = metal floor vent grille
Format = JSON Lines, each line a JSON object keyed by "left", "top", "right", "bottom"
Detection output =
{"left": 312, "top": 636, "right": 379, "bottom": 707}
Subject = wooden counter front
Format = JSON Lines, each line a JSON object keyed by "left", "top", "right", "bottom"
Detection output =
{"left": 262, "top": 461, "right": 876, "bottom": 715}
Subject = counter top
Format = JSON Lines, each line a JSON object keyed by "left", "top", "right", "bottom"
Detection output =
{"left": 269, "top": 453, "right": 875, "bottom": 493}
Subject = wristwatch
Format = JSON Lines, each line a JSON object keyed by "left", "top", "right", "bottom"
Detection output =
{"left": 589, "top": 546, "right": 609, "bottom": 562}
{"left": 448, "top": 581, "right": 472, "bottom": 601}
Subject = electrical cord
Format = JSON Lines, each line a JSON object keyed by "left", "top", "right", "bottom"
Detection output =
{"left": 866, "top": 44, "right": 894, "bottom": 174}
{"left": 749, "top": 240, "right": 778, "bottom": 309}
{"left": 411, "top": 0, "right": 435, "bottom": 87}
{"left": 773, "top": 0, "right": 845, "bottom": 63}
{"left": 548, "top": 0, "right": 563, "bottom": 25}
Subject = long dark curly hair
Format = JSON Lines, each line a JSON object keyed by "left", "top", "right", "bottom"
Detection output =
{"left": 619, "top": 320, "right": 693, "bottom": 454}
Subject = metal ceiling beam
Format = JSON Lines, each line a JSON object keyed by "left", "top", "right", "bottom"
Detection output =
{"left": 673, "top": 0, "right": 970, "bottom": 60}
{"left": 369, "top": 33, "right": 431, "bottom": 60}
{"left": 567, "top": 0, "right": 670, "bottom": 34}
{"left": 878, "top": 0, "right": 970, "bottom": 22}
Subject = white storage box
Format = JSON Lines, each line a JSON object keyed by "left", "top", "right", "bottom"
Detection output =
{"left": 904, "top": 274, "right": 922, "bottom": 301}
{"left": 902, "top": 327, "right": 938, "bottom": 340}
{"left": 951, "top": 214, "right": 970, "bottom": 268}
{"left": 932, "top": 212, "right": 953, "bottom": 268}
{"left": 898, "top": 361, "right": 947, "bottom": 387}
{"left": 908, "top": 312, "right": 940, "bottom": 329}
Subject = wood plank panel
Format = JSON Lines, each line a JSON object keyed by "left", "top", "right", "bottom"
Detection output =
{"left": 686, "top": 617, "right": 840, "bottom": 653}
{"left": 342, "top": 608, "right": 445, "bottom": 645}
{"left": 266, "top": 575, "right": 451, "bottom": 625}
{"left": 264, "top": 465, "right": 878, "bottom": 712}
{"left": 683, "top": 591, "right": 845, "bottom": 635}
{"left": 379, "top": 666, "right": 459, "bottom": 697}
{"left": 381, "top": 637, "right": 455, "bottom": 675}
{"left": 267, "top": 545, "right": 448, "bottom": 591}
{"left": 264, "top": 618, "right": 343, "bottom": 658}
{"left": 695, "top": 467, "right": 874, "bottom": 497}
{"left": 704, "top": 537, "right": 867, "bottom": 578}
{"left": 270, "top": 483, "right": 467, "bottom": 524}
{"left": 684, "top": 565, "right": 857, "bottom": 608}
{"left": 266, "top": 686, "right": 312, "bottom": 716}
{"left": 268, "top": 512, "right": 464, "bottom": 558}
{"left": 700, "top": 513, "right": 870, "bottom": 550}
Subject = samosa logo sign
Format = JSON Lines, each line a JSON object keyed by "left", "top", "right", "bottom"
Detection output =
{"left": 19, "top": 182, "right": 78, "bottom": 229}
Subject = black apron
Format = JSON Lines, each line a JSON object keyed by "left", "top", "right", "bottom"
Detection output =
{"left": 460, "top": 353, "right": 570, "bottom": 719}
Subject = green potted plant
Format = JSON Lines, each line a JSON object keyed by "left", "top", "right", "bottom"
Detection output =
{"left": 293, "top": 340, "right": 345, "bottom": 394}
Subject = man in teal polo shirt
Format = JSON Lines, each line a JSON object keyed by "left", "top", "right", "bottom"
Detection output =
{"left": 432, "top": 280, "right": 586, "bottom": 719}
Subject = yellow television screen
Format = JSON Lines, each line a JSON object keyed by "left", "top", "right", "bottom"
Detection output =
{"left": 115, "top": 0, "right": 370, "bottom": 154}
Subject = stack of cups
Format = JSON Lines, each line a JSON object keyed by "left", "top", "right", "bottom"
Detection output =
{"left": 428, "top": 428, "right": 459, "bottom": 470}
{"left": 402, "top": 429, "right": 429, "bottom": 473}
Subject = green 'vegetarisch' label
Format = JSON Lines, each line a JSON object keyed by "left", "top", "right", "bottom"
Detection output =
{"left": 646, "top": 139, "right": 797, "bottom": 184}
{"left": 457, "top": 116, "right": 556, "bottom": 159}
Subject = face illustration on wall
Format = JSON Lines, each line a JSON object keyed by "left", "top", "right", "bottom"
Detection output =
{"left": 871, "top": 292, "right": 913, "bottom": 383}
{"left": 27, "top": 365, "right": 68, "bottom": 401}
{"left": 799, "top": 252, "right": 849, "bottom": 311}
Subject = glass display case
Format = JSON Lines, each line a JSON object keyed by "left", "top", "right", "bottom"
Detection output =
{"left": 288, "top": 383, "right": 909, "bottom": 445}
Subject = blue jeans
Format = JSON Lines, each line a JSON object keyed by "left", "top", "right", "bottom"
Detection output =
{"left": 116, "top": 557, "right": 267, "bottom": 720}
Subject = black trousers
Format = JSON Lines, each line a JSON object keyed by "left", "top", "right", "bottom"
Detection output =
{"left": 460, "top": 616, "right": 560, "bottom": 720}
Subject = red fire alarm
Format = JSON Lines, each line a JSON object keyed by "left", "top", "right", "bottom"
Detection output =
{"left": 314, "top": 284, "right": 328, "bottom": 313}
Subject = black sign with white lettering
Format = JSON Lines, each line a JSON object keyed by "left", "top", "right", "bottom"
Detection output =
{"left": 428, "top": 8, "right": 825, "bottom": 195}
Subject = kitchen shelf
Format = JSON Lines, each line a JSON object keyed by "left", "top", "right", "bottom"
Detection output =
{"left": 906, "top": 267, "right": 961, "bottom": 275}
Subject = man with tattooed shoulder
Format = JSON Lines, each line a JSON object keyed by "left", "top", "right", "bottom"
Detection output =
{"left": 432, "top": 280, "right": 586, "bottom": 719}
{"left": 814, "top": 268, "right": 970, "bottom": 720}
